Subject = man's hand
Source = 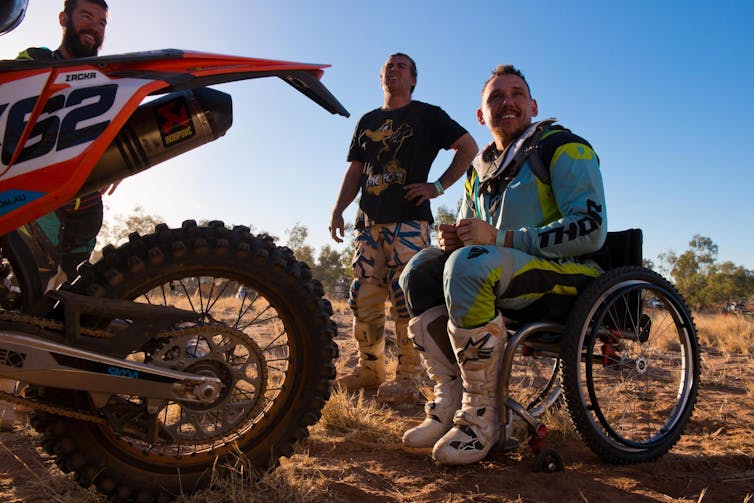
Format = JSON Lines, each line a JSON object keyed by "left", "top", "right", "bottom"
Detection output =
{"left": 438, "top": 223, "right": 462, "bottom": 252}
{"left": 403, "top": 181, "right": 440, "bottom": 206}
{"left": 455, "top": 218, "right": 497, "bottom": 246}
{"left": 329, "top": 212, "right": 345, "bottom": 243}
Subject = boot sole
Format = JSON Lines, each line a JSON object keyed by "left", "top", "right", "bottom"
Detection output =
{"left": 400, "top": 445, "right": 433, "bottom": 455}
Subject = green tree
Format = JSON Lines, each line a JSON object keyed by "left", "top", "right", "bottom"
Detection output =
{"left": 435, "top": 204, "right": 457, "bottom": 225}
{"left": 285, "top": 222, "right": 315, "bottom": 267}
{"left": 95, "top": 205, "right": 163, "bottom": 260}
{"left": 312, "top": 244, "right": 348, "bottom": 293}
{"left": 284, "top": 223, "right": 352, "bottom": 296}
{"left": 432, "top": 204, "right": 458, "bottom": 245}
{"left": 657, "top": 235, "right": 754, "bottom": 309}
{"left": 704, "top": 262, "right": 754, "bottom": 307}
{"left": 339, "top": 222, "right": 356, "bottom": 276}
{"left": 658, "top": 235, "right": 716, "bottom": 308}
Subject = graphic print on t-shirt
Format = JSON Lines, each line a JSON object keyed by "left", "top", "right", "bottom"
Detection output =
{"left": 362, "top": 119, "right": 413, "bottom": 196}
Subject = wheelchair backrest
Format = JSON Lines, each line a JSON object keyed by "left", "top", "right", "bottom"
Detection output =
{"left": 604, "top": 228, "right": 643, "bottom": 269}
{"left": 603, "top": 229, "right": 645, "bottom": 332}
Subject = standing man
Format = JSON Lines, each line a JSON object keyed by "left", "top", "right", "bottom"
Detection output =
{"left": 330, "top": 53, "right": 478, "bottom": 406}
{"left": 0, "top": 0, "right": 110, "bottom": 431}
{"left": 398, "top": 65, "right": 607, "bottom": 464}
{"left": 17, "top": 0, "right": 111, "bottom": 289}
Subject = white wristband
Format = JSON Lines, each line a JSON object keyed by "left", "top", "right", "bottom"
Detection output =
{"left": 434, "top": 180, "right": 444, "bottom": 195}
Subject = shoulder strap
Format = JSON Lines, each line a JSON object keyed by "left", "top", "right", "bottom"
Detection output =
{"left": 463, "top": 165, "right": 482, "bottom": 218}
{"left": 478, "top": 121, "right": 594, "bottom": 193}
{"left": 530, "top": 127, "right": 594, "bottom": 185}
{"left": 16, "top": 47, "right": 54, "bottom": 61}
{"left": 481, "top": 120, "right": 554, "bottom": 193}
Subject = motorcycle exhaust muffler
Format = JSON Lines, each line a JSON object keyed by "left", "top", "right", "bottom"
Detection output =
{"left": 77, "top": 87, "right": 232, "bottom": 195}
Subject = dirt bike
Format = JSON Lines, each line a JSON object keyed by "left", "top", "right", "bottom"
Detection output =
{"left": 0, "top": 25, "right": 349, "bottom": 501}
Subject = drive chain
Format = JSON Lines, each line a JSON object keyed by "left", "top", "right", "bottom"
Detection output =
{"left": 0, "top": 311, "right": 112, "bottom": 422}
{"left": 0, "top": 389, "right": 106, "bottom": 423}
{"left": 0, "top": 310, "right": 113, "bottom": 338}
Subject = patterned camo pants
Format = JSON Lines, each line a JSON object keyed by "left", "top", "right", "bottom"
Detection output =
{"left": 349, "top": 221, "right": 431, "bottom": 324}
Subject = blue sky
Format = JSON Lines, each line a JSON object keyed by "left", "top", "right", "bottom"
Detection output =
{"left": 4, "top": 0, "right": 754, "bottom": 269}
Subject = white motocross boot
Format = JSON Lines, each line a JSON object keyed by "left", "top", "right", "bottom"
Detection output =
{"left": 402, "top": 305, "right": 462, "bottom": 449}
{"left": 432, "top": 313, "right": 506, "bottom": 465}
{"left": 336, "top": 319, "right": 386, "bottom": 390}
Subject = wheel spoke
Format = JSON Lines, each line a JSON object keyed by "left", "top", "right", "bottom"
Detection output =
{"left": 33, "top": 223, "right": 336, "bottom": 500}
{"left": 562, "top": 267, "right": 699, "bottom": 463}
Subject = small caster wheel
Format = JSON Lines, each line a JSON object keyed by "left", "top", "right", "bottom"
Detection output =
{"left": 533, "top": 448, "right": 563, "bottom": 473}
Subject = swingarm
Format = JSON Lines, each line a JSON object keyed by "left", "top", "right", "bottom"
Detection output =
{"left": 0, "top": 331, "right": 222, "bottom": 407}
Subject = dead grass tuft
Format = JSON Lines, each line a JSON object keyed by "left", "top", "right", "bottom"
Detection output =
{"left": 177, "top": 446, "right": 332, "bottom": 503}
{"left": 538, "top": 403, "right": 580, "bottom": 443}
{"left": 0, "top": 427, "right": 103, "bottom": 502}
{"left": 318, "top": 386, "right": 404, "bottom": 444}
{"left": 695, "top": 313, "right": 754, "bottom": 354}
{"left": 745, "top": 380, "right": 754, "bottom": 399}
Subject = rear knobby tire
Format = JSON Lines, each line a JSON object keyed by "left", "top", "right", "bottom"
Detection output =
{"left": 560, "top": 266, "right": 699, "bottom": 464}
{"left": 30, "top": 220, "right": 338, "bottom": 501}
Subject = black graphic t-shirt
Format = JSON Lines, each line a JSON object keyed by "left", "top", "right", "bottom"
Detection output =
{"left": 347, "top": 100, "right": 467, "bottom": 228}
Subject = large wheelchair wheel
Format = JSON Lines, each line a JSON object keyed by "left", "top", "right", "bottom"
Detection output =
{"left": 561, "top": 266, "right": 699, "bottom": 464}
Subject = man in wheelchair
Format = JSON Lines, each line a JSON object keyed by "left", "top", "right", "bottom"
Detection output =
{"left": 398, "top": 65, "right": 607, "bottom": 465}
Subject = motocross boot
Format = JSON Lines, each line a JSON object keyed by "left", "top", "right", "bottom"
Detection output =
{"left": 336, "top": 319, "right": 386, "bottom": 390}
{"left": 376, "top": 315, "right": 422, "bottom": 406}
{"left": 44, "top": 265, "right": 67, "bottom": 292}
{"left": 401, "top": 306, "right": 462, "bottom": 449}
{"left": 0, "top": 378, "right": 17, "bottom": 431}
{"left": 433, "top": 313, "right": 506, "bottom": 465}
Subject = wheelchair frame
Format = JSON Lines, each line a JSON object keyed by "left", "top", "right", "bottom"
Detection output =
{"left": 494, "top": 230, "right": 700, "bottom": 471}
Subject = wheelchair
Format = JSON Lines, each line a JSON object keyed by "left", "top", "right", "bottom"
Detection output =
{"left": 496, "top": 229, "right": 700, "bottom": 472}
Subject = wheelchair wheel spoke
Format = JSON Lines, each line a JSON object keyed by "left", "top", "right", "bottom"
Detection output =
{"left": 562, "top": 266, "right": 700, "bottom": 464}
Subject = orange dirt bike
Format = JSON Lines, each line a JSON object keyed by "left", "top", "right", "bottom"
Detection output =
{"left": 0, "top": 38, "right": 349, "bottom": 501}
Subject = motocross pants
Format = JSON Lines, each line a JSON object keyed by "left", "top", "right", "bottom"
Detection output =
{"left": 34, "top": 192, "right": 104, "bottom": 281}
{"left": 349, "top": 221, "right": 431, "bottom": 325}
{"left": 399, "top": 245, "right": 602, "bottom": 328}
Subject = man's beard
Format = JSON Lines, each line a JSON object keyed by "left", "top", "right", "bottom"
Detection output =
{"left": 62, "top": 18, "right": 102, "bottom": 57}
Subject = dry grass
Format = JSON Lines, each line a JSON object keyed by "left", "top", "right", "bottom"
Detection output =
{"left": 695, "top": 312, "right": 754, "bottom": 355}
{"left": 695, "top": 313, "right": 754, "bottom": 396}
{"left": 178, "top": 448, "right": 333, "bottom": 503}
{"left": 177, "top": 386, "right": 406, "bottom": 502}
{"left": 1, "top": 428, "right": 337, "bottom": 503}
{"left": 329, "top": 298, "right": 351, "bottom": 316}
{"left": 317, "top": 386, "right": 405, "bottom": 444}
{"left": 0, "top": 426, "right": 104, "bottom": 502}
{"left": 5, "top": 308, "right": 754, "bottom": 502}
{"left": 745, "top": 380, "right": 754, "bottom": 399}
{"left": 536, "top": 403, "right": 579, "bottom": 443}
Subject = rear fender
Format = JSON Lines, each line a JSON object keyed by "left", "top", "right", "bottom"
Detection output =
{"left": 0, "top": 49, "right": 349, "bottom": 236}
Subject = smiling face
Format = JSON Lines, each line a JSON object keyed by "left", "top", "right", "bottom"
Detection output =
{"left": 478, "top": 73, "right": 538, "bottom": 149}
{"left": 59, "top": 0, "right": 108, "bottom": 58}
{"left": 380, "top": 54, "right": 417, "bottom": 97}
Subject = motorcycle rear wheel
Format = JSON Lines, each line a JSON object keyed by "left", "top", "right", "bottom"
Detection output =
{"left": 31, "top": 220, "right": 338, "bottom": 501}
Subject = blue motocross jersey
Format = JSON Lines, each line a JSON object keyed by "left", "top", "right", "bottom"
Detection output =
{"left": 459, "top": 122, "right": 607, "bottom": 259}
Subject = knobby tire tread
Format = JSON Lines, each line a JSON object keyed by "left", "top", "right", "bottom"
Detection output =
{"left": 560, "top": 266, "right": 699, "bottom": 465}
{"left": 30, "top": 221, "right": 338, "bottom": 501}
